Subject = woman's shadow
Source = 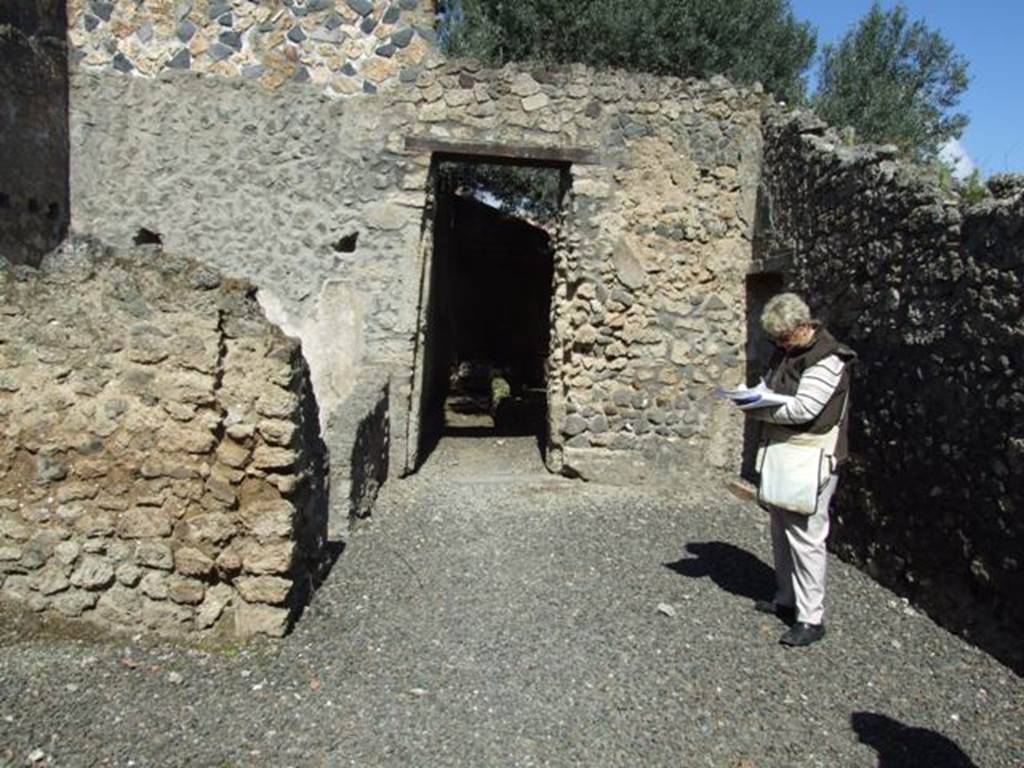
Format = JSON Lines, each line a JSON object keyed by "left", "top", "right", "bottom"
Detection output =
{"left": 852, "top": 712, "right": 979, "bottom": 767}
{"left": 664, "top": 541, "right": 776, "bottom": 602}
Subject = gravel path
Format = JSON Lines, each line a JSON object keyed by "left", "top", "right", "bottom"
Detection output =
{"left": 1, "top": 437, "right": 1021, "bottom": 767}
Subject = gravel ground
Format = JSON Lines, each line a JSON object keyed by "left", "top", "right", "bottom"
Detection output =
{"left": 1, "top": 436, "right": 1021, "bottom": 767}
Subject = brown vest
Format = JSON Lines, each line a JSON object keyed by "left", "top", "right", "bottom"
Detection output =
{"left": 765, "top": 328, "right": 856, "bottom": 463}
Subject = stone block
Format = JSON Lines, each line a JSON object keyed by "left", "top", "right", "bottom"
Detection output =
{"left": 522, "top": 93, "right": 549, "bottom": 112}
{"left": 52, "top": 589, "right": 99, "bottom": 617}
{"left": 167, "top": 576, "right": 206, "bottom": 605}
{"left": 510, "top": 72, "right": 540, "bottom": 97}
{"left": 196, "top": 583, "right": 234, "bottom": 629}
{"left": 242, "top": 541, "right": 295, "bottom": 575}
{"left": 236, "top": 575, "right": 292, "bottom": 605}
{"left": 419, "top": 101, "right": 447, "bottom": 122}
{"left": 136, "top": 540, "right": 174, "bottom": 570}
{"left": 116, "top": 563, "right": 142, "bottom": 586}
{"left": 240, "top": 499, "right": 295, "bottom": 539}
{"left": 0, "top": 516, "right": 30, "bottom": 541}
{"left": 613, "top": 237, "right": 646, "bottom": 290}
{"left": 215, "top": 548, "right": 243, "bottom": 575}
{"left": 2, "top": 575, "right": 30, "bottom": 602}
{"left": 226, "top": 423, "right": 256, "bottom": 441}
{"left": 28, "top": 566, "right": 71, "bottom": 596}
{"left": 183, "top": 512, "right": 236, "bottom": 544}
{"left": 234, "top": 602, "right": 290, "bottom": 638}
{"left": 70, "top": 556, "right": 115, "bottom": 589}
{"left": 257, "top": 419, "right": 298, "bottom": 447}
{"left": 18, "top": 532, "right": 59, "bottom": 571}
{"left": 56, "top": 483, "right": 100, "bottom": 504}
{"left": 174, "top": 546, "right": 214, "bottom": 577}
{"left": 158, "top": 424, "right": 217, "bottom": 454}
{"left": 75, "top": 510, "right": 115, "bottom": 537}
{"left": 562, "top": 415, "right": 587, "bottom": 437}
{"left": 142, "top": 596, "right": 193, "bottom": 630}
{"left": 214, "top": 438, "right": 249, "bottom": 468}
{"left": 205, "top": 476, "right": 239, "bottom": 507}
{"left": 140, "top": 571, "right": 169, "bottom": 600}
{"left": 117, "top": 508, "right": 173, "bottom": 539}
{"left": 255, "top": 390, "right": 299, "bottom": 419}
{"left": 251, "top": 446, "right": 298, "bottom": 471}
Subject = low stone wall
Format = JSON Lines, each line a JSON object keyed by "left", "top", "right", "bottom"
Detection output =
{"left": 324, "top": 370, "right": 390, "bottom": 539}
{"left": 0, "top": 236, "right": 328, "bottom": 638}
{"left": 67, "top": 0, "right": 438, "bottom": 95}
{"left": 759, "top": 109, "right": 1024, "bottom": 669}
{"left": 0, "top": 0, "right": 69, "bottom": 266}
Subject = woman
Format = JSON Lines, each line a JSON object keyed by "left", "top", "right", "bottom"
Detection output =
{"left": 749, "top": 293, "right": 856, "bottom": 647}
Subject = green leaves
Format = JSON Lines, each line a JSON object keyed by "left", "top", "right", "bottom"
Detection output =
{"left": 437, "top": 162, "right": 565, "bottom": 224}
{"left": 813, "top": 3, "right": 969, "bottom": 159}
{"left": 442, "top": 0, "right": 816, "bottom": 104}
{"left": 439, "top": 0, "right": 972, "bottom": 195}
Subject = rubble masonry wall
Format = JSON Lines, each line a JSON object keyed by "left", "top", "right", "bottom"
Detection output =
{"left": 0, "top": 237, "right": 327, "bottom": 638}
{"left": 69, "top": 59, "right": 766, "bottom": 482}
{"left": 760, "top": 110, "right": 1024, "bottom": 661}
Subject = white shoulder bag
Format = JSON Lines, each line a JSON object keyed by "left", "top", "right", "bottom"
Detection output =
{"left": 756, "top": 426, "right": 838, "bottom": 515}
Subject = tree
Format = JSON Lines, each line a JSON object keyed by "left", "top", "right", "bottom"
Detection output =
{"left": 437, "top": 162, "right": 565, "bottom": 224}
{"left": 441, "top": 0, "right": 816, "bottom": 104}
{"left": 813, "top": 3, "right": 969, "bottom": 158}
{"left": 438, "top": 0, "right": 816, "bottom": 217}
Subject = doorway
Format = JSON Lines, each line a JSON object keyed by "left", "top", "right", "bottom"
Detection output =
{"left": 407, "top": 156, "right": 570, "bottom": 472}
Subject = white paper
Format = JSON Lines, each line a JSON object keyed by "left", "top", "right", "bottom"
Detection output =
{"left": 713, "top": 380, "right": 790, "bottom": 410}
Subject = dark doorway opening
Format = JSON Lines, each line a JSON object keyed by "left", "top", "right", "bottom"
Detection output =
{"left": 742, "top": 271, "right": 785, "bottom": 480}
{"left": 414, "top": 159, "right": 568, "bottom": 470}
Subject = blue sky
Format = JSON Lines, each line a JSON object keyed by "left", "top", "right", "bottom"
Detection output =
{"left": 789, "top": 0, "right": 1023, "bottom": 176}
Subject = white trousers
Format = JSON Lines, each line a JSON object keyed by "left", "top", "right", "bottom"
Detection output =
{"left": 768, "top": 474, "right": 838, "bottom": 625}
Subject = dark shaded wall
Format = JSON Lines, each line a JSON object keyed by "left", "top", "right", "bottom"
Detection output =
{"left": 759, "top": 109, "right": 1024, "bottom": 672}
{"left": 0, "top": 0, "right": 69, "bottom": 265}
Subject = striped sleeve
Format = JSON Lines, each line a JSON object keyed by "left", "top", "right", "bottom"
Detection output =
{"left": 751, "top": 355, "right": 845, "bottom": 425}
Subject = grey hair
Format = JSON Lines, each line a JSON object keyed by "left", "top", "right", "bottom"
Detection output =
{"left": 761, "top": 293, "right": 814, "bottom": 337}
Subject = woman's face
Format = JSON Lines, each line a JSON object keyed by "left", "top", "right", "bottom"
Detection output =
{"left": 770, "top": 324, "right": 815, "bottom": 351}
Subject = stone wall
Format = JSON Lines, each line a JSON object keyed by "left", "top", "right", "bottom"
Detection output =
{"left": 68, "top": 0, "right": 438, "bottom": 94}
{"left": 325, "top": 370, "right": 390, "bottom": 539}
{"left": 555, "top": 83, "right": 763, "bottom": 480}
{"left": 68, "top": 60, "right": 765, "bottom": 481}
{"left": 0, "top": 236, "right": 328, "bottom": 638}
{"left": 759, "top": 109, "right": 1024, "bottom": 669}
{"left": 0, "top": 0, "right": 69, "bottom": 266}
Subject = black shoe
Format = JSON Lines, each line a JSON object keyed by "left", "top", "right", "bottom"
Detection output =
{"left": 779, "top": 622, "right": 826, "bottom": 647}
{"left": 754, "top": 599, "right": 796, "bottom": 622}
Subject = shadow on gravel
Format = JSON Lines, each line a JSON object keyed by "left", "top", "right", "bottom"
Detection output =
{"left": 664, "top": 541, "right": 775, "bottom": 602}
{"left": 289, "top": 541, "right": 346, "bottom": 630}
{"left": 851, "top": 712, "right": 979, "bottom": 768}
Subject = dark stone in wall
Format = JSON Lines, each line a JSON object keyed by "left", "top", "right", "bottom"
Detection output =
{"left": 391, "top": 27, "right": 414, "bottom": 48}
{"left": 348, "top": 0, "right": 374, "bottom": 17}
{"left": 176, "top": 19, "right": 197, "bottom": 43}
{"left": 0, "top": 0, "right": 69, "bottom": 267}
{"left": 167, "top": 48, "right": 191, "bottom": 70}
{"left": 759, "top": 109, "right": 1024, "bottom": 674}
